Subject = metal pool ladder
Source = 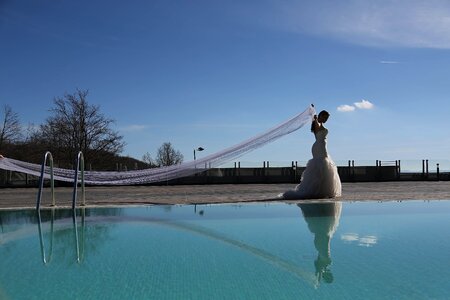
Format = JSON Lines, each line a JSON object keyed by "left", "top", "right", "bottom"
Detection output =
{"left": 36, "top": 151, "right": 55, "bottom": 210}
{"left": 36, "top": 151, "right": 86, "bottom": 210}
{"left": 72, "top": 151, "right": 86, "bottom": 210}
{"left": 35, "top": 151, "right": 86, "bottom": 264}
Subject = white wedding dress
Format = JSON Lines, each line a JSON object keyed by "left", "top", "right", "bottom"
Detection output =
{"left": 280, "top": 127, "right": 341, "bottom": 199}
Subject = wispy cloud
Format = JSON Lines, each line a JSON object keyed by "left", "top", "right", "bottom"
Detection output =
{"left": 191, "top": 123, "right": 260, "bottom": 129}
{"left": 380, "top": 60, "right": 400, "bottom": 64}
{"left": 255, "top": 0, "right": 450, "bottom": 49}
{"left": 337, "top": 105, "right": 356, "bottom": 112}
{"left": 120, "top": 124, "right": 148, "bottom": 132}
{"left": 338, "top": 99, "right": 374, "bottom": 112}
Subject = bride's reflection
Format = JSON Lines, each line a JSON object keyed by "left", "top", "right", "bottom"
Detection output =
{"left": 298, "top": 202, "right": 342, "bottom": 285}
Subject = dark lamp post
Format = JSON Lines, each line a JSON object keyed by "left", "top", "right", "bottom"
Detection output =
{"left": 193, "top": 147, "right": 204, "bottom": 160}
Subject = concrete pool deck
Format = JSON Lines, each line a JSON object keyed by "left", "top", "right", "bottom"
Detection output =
{"left": 1, "top": 181, "right": 450, "bottom": 209}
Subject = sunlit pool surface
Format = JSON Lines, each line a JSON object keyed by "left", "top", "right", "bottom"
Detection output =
{"left": 1, "top": 200, "right": 450, "bottom": 299}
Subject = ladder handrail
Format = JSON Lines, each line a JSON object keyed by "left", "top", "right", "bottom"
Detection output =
{"left": 72, "top": 208, "right": 86, "bottom": 263}
{"left": 37, "top": 209, "right": 55, "bottom": 264}
{"left": 72, "top": 210, "right": 81, "bottom": 263}
{"left": 72, "top": 151, "right": 85, "bottom": 210}
{"left": 36, "top": 151, "right": 55, "bottom": 210}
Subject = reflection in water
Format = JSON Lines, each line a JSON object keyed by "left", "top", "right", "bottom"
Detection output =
{"left": 341, "top": 233, "right": 378, "bottom": 247}
{"left": 36, "top": 209, "right": 54, "bottom": 264}
{"left": 33, "top": 207, "right": 318, "bottom": 287}
{"left": 6, "top": 204, "right": 343, "bottom": 288}
{"left": 72, "top": 208, "right": 86, "bottom": 263}
{"left": 37, "top": 208, "right": 86, "bottom": 264}
{"left": 298, "top": 202, "right": 342, "bottom": 285}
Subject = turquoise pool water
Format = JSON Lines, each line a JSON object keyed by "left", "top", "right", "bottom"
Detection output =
{"left": 1, "top": 201, "right": 450, "bottom": 299}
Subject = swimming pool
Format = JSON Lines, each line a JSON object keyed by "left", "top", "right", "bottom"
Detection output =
{"left": 1, "top": 200, "right": 449, "bottom": 299}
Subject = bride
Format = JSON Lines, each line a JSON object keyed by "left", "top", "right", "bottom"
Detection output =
{"left": 280, "top": 110, "right": 341, "bottom": 199}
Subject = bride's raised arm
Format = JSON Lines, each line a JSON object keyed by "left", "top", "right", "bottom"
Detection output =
{"left": 311, "top": 114, "right": 320, "bottom": 133}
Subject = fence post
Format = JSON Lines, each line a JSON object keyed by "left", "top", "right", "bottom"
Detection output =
{"left": 422, "top": 160, "right": 425, "bottom": 178}
{"left": 437, "top": 163, "right": 440, "bottom": 181}
{"left": 351, "top": 160, "right": 355, "bottom": 181}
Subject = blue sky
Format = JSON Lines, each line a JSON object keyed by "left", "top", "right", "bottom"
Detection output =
{"left": 1, "top": 0, "right": 450, "bottom": 165}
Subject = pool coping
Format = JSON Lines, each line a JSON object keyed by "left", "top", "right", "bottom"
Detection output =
{"left": 1, "top": 181, "right": 450, "bottom": 210}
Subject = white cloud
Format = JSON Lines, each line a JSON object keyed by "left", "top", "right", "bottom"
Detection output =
{"left": 354, "top": 99, "right": 374, "bottom": 110}
{"left": 380, "top": 61, "right": 399, "bottom": 64}
{"left": 337, "top": 104, "right": 356, "bottom": 112}
{"left": 338, "top": 100, "right": 374, "bottom": 112}
{"left": 254, "top": 0, "right": 450, "bottom": 49}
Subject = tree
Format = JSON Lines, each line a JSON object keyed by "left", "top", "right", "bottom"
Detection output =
{"left": 155, "top": 142, "right": 183, "bottom": 166}
{"left": 40, "top": 89, "right": 125, "bottom": 166}
{"left": 23, "top": 123, "right": 41, "bottom": 144}
{"left": 0, "top": 105, "right": 22, "bottom": 152}
{"left": 142, "top": 152, "right": 156, "bottom": 167}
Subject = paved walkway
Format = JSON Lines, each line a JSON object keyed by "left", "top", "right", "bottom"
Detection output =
{"left": 1, "top": 181, "right": 450, "bottom": 209}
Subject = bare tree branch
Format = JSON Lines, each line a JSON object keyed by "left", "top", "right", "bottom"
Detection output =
{"left": 155, "top": 142, "right": 183, "bottom": 166}
{"left": 0, "top": 105, "right": 21, "bottom": 151}
{"left": 39, "top": 89, "right": 125, "bottom": 166}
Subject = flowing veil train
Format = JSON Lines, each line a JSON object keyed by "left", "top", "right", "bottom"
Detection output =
{"left": 0, "top": 105, "right": 316, "bottom": 185}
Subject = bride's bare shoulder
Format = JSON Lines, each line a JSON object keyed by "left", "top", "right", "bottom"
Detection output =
{"left": 313, "top": 124, "right": 326, "bottom": 134}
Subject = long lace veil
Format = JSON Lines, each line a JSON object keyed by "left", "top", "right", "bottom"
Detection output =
{"left": 0, "top": 105, "right": 315, "bottom": 185}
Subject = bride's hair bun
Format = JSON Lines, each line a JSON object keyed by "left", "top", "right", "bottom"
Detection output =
{"left": 319, "top": 110, "right": 330, "bottom": 117}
